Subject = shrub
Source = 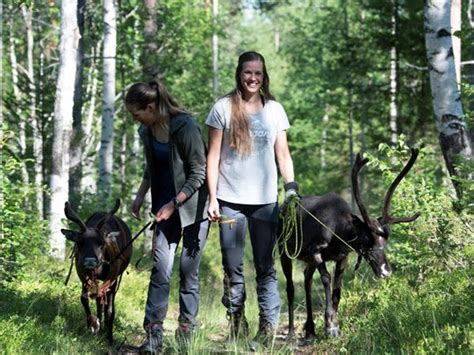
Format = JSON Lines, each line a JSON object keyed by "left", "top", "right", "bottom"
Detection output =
{"left": 1, "top": 148, "right": 48, "bottom": 282}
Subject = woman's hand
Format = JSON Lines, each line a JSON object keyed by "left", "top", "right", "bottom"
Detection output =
{"left": 155, "top": 201, "right": 175, "bottom": 223}
{"left": 207, "top": 198, "right": 221, "bottom": 222}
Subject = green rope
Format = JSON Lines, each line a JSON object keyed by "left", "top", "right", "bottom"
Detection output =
{"left": 276, "top": 197, "right": 357, "bottom": 260}
{"left": 276, "top": 196, "right": 304, "bottom": 259}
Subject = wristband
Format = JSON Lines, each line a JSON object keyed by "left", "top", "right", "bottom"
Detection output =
{"left": 284, "top": 181, "right": 299, "bottom": 192}
{"left": 172, "top": 197, "right": 183, "bottom": 209}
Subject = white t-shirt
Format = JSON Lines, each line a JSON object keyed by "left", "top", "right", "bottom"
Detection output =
{"left": 206, "top": 97, "right": 290, "bottom": 204}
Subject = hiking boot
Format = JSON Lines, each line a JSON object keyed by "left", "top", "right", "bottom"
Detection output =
{"left": 224, "top": 310, "right": 249, "bottom": 343}
{"left": 175, "top": 322, "right": 193, "bottom": 348}
{"left": 248, "top": 321, "right": 276, "bottom": 352}
{"left": 139, "top": 323, "right": 163, "bottom": 354}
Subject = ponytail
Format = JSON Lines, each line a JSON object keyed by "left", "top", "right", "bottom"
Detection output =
{"left": 125, "top": 78, "right": 187, "bottom": 121}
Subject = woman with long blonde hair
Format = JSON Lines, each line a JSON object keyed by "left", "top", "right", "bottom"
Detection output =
{"left": 206, "top": 51, "right": 298, "bottom": 350}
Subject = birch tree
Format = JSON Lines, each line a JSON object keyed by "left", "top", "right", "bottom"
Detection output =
{"left": 49, "top": 0, "right": 80, "bottom": 259}
{"left": 143, "top": 0, "right": 158, "bottom": 79}
{"left": 389, "top": 0, "right": 399, "bottom": 147}
{"left": 98, "top": 0, "right": 117, "bottom": 201}
{"left": 8, "top": 11, "right": 28, "bottom": 185}
{"left": 212, "top": 0, "right": 219, "bottom": 95}
{"left": 21, "top": 4, "right": 43, "bottom": 217}
{"left": 424, "top": 0, "right": 472, "bottom": 198}
{"left": 69, "top": 0, "right": 86, "bottom": 206}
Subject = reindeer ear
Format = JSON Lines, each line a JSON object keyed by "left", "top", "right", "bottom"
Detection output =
{"left": 61, "top": 229, "right": 82, "bottom": 242}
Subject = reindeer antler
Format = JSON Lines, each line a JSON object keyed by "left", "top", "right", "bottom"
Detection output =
{"left": 351, "top": 153, "right": 372, "bottom": 226}
{"left": 97, "top": 199, "right": 121, "bottom": 231}
{"left": 380, "top": 148, "right": 420, "bottom": 225}
{"left": 110, "top": 199, "right": 121, "bottom": 215}
{"left": 64, "top": 202, "right": 87, "bottom": 231}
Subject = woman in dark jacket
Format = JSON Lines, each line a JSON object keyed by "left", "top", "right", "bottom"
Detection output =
{"left": 125, "top": 78, "right": 209, "bottom": 353}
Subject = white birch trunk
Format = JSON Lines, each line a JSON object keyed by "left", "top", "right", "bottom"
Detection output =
{"left": 21, "top": 5, "right": 43, "bottom": 217}
{"left": 451, "top": 0, "right": 461, "bottom": 86}
{"left": 82, "top": 41, "right": 101, "bottom": 194}
{"left": 389, "top": 0, "right": 399, "bottom": 148}
{"left": 8, "top": 17, "right": 29, "bottom": 185}
{"left": 143, "top": 0, "right": 157, "bottom": 78}
{"left": 98, "top": 0, "right": 117, "bottom": 201}
{"left": 212, "top": 0, "right": 219, "bottom": 95}
{"left": 49, "top": 0, "right": 80, "bottom": 260}
{"left": 424, "top": 0, "right": 472, "bottom": 198}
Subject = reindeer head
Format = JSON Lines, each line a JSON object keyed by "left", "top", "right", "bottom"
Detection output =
{"left": 351, "top": 148, "right": 420, "bottom": 278}
{"left": 61, "top": 200, "right": 121, "bottom": 275}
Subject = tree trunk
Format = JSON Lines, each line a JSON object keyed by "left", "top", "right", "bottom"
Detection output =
{"left": 389, "top": 0, "right": 399, "bottom": 148}
{"left": 82, "top": 40, "right": 101, "bottom": 194}
{"left": 142, "top": 0, "right": 158, "bottom": 79}
{"left": 69, "top": 0, "right": 86, "bottom": 207}
{"left": 49, "top": 0, "right": 80, "bottom": 260}
{"left": 424, "top": 0, "right": 472, "bottom": 198}
{"left": 451, "top": 0, "right": 461, "bottom": 87}
{"left": 21, "top": 4, "right": 43, "bottom": 218}
{"left": 8, "top": 13, "right": 29, "bottom": 185}
{"left": 468, "top": 0, "right": 474, "bottom": 142}
{"left": 343, "top": 0, "right": 355, "bottom": 209}
{"left": 98, "top": 0, "right": 117, "bottom": 202}
{"left": 212, "top": 0, "right": 219, "bottom": 95}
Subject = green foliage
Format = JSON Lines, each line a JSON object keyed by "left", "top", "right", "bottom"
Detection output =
{"left": 364, "top": 140, "right": 473, "bottom": 276}
{"left": 1, "top": 138, "right": 48, "bottom": 283}
{"left": 340, "top": 271, "right": 473, "bottom": 353}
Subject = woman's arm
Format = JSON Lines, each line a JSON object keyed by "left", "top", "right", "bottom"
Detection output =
{"left": 131, "top": 178, "right": 150, "bottom": 220}
{"left": 275, "top": 130, "right": 295, "bottom": 183}
{"left": 207, "top": 127, "right": 223, "bottom": 221}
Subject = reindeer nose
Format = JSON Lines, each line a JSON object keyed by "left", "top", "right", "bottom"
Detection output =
{"left": 83, "top": 257, "right": 98, "bottom": 269}
{"left": 380, "top": 263, "right": 392, "bottom": 278}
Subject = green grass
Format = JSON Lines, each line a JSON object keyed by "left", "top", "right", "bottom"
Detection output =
{"left": 1, "top": 230, "right": 473, "bottom": 354}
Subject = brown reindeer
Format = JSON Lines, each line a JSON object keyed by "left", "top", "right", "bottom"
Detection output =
{"left": 61, "top": 199, "right": 132, "bottom": 344}
{"left": 280, "top": 148, "right": 419, "bottom": 340}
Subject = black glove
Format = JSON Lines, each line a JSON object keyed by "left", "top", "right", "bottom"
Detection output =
{"left": 281, "top": 181, "right": 300, "bottom": 216}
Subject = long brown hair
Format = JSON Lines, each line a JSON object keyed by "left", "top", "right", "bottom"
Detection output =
{"left": 227, "top": 51, "right": 275, "bottom": 155}
{"left": 125, "top": 78, "right": 187, "bottom": 126}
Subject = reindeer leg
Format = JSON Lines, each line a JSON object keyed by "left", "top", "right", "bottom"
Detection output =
{"left": 105, "top": 285, "right": 117, "bottom": 345}
{"left": 303, "top": 264, "right": 317, "bottom": 340}
{"left": 96, "top": 298, "right": 103, "bottom": 326}
{"left": 280, "top": 253, "right": 295, "bottom": 340}
{"left": 81, "top": 286, "right": 100, "bottom": 334}
{"left": 332, "top": 258, "right": 347, "bottom": 314}
{"left": 317, "top": 263, "right": 339, "bottom": 337}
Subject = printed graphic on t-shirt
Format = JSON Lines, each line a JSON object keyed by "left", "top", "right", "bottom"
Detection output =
{"left": 250, "top": 116, "right": 270, "bottom": 156}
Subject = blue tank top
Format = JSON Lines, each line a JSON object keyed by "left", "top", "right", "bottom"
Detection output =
{"left": 151, "top": 138, "right": 175, "bottom": 209}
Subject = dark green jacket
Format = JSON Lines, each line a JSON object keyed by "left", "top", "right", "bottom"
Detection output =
{"left": 138, "top": 113, "right": 208, "bottom": 227}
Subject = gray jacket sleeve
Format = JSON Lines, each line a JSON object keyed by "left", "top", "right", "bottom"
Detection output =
{"left": 175, "top": 119, "right": 207, "bottom": 198}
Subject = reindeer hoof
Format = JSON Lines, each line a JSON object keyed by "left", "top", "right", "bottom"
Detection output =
{"left": 285, "top": 331, "right": 296, "bottom": 342}
{"left": 87, "top": 315, "right": 100, "bottom": 334}
{"left": 325, "top": 326, "right": 340, "bottom": 337}
{"left": 300, "top": 333, "right": 316, "bottom": 346}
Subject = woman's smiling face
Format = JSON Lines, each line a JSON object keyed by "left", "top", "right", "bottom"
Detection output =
{"left": 239, "top": 60, "right": 263, "bottom": 99}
